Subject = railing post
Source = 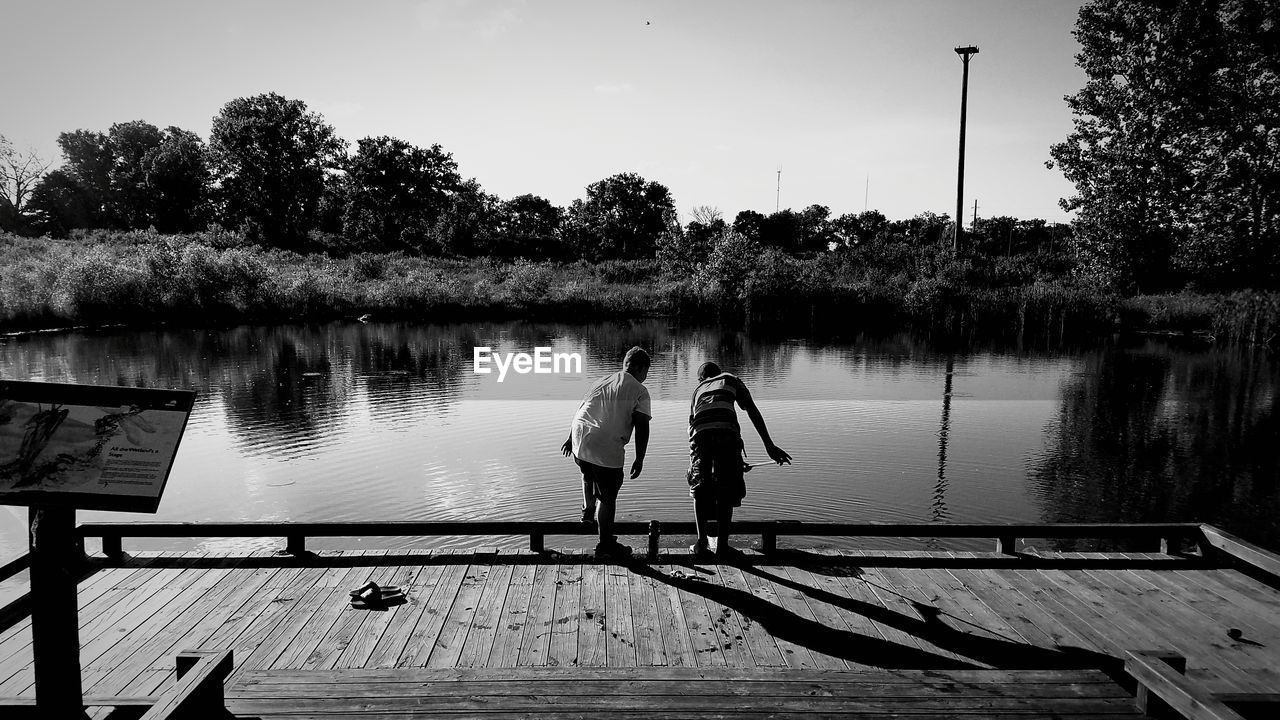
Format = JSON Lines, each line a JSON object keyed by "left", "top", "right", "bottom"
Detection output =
{"left": 648, "top": 520, "right": 660, "bottom": 560}
{"left": 286, "top": 534, "right": 306, "bottom": 555}
{"left": 1127, "top": 651, "right": 1187, "bottom": 716}
{"left": 29, "top": 507, "right": 84, "bottom": 716}
{"left": 103, "top": 533, "right": 123, "bottom": 561}
{"left": 997, "top": 536, "right": 1017, "bottom": 554}
{"left": 530, "top": 533, "right": 544, "bottom": 553}
{"left": 762, "top": 531, "right": 776, "bottom": 555}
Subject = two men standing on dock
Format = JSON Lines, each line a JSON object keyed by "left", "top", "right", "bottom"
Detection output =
{"left": 563, "top": 348, "right": 791, "bottom": 560}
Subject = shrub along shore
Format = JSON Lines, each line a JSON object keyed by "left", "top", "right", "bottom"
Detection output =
{"left": 1, "top": 230, "right": 1276, "bottom": 346}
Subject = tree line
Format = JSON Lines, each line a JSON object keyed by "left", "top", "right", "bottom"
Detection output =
{"left": 1, "top": 91, "right": 1065, "bottom": 267}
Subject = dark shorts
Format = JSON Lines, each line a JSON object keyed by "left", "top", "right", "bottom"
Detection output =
{"left": 687, "top": 430, "right": 745, "bottom": 506}
{"left": 577, "top": 457, "right": 624, "bottom": 503}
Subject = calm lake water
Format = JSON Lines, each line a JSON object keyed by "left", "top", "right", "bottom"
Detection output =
{"left": 1, "top": 320, "right": 1277, "bottom": 558}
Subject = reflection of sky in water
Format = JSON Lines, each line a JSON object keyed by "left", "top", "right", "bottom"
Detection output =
{"left": 0, "top": 323, "right": 1276, "bottom": 558}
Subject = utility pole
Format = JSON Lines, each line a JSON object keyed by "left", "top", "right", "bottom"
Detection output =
{"left": 972, "top": 198, "right": 978, "bottom": 230}
{"left": 776, "top": 166, "right": 781, "bottom": 212}
{"left": 864, "top": 174, "right": 869, "bottom": 213}
{"left": 954, "top": 45, "right": 979, "bottom": 253}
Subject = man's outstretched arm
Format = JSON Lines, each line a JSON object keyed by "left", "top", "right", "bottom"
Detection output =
{"left": 630, "top": 411, "right": 650, "bottom": 478}
{"left": 738, "top": 386, "right": 792, "bottom": 465}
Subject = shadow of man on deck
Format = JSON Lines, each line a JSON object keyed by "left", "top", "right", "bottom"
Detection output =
{"left": 630, "top": 563, "right": 974, "bottom": 669}
{"left": 738, "top": 563, "right": 1119, "bottom": 672}
{"left": 630, "top": 562, "right": 1117, "bottom": 672}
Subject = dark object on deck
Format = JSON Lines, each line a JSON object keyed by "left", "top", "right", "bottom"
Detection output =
{"left": 349, "top": 581, "right": 405, "bottom": 609}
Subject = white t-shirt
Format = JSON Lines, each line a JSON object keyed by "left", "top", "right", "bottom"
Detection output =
{"left": 571, "top": 371, "right": 652, "bottom": 468}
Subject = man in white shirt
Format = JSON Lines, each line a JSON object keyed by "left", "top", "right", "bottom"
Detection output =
{"left": 561, "top": 346, "right": 651, "bottom": 559}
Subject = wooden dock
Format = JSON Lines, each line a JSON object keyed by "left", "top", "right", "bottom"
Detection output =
{"left": 0, "top": 522, "right": 1278, "bottom": 718}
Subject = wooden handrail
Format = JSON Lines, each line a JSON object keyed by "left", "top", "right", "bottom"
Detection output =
{"left": 1125, "top": 650, "right": 1247, "bottom": 720}
{"left": 76, "top": 520, "right": 1204, "bottom": 560}
{"left": 139, "top": 649, "right": 232, "bottom": 720}
{"left": 1198, "top": 524, "right": 1280, "bottom": 582}
{"left": 0, "top": 553, "right": 30, "bottom": 583}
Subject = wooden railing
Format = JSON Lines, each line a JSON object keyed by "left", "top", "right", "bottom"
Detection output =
{"left": 0, "top": 649, "right": 231, "bottom": 718}
{"left": 1125, "top": 650, "right": 1280, "bottom": 720}
{"left": 139, "top": 649, "right": 233, "bottom": 720}
{"left": 75, "top": 520, "right": 1206, "bottom": 561}
{"left": 1196, "top": 525, "right": 1280, "bottom": 580}
{"left": 0, "top": 553, "right": 30, "bottom": 583}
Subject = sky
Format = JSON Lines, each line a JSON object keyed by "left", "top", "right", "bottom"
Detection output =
{"left": 0, "top": 0, "right": 1087, "bottom": 224}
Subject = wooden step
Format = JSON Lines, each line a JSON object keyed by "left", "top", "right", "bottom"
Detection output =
{"left": 227, "top": 667, "right": 1145, "bottom": 718}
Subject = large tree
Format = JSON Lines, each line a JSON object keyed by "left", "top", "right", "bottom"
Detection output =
{"left": 26, "top": 170, "right": 98, "bottom": 236}
{"left": 209, "top": 93, "right": 346, "bottom": 247}
{"left": 830, "top": 210, "right": 889, "bottom": 249}
{"left": 0, "top": 133, "right": 50, "bottom": 231}
{"left": 343, "top": 136, "right": 460, "bottom": 252}
{"left": 430, "top": 178, "right": 500, "bottom": 256}
{"left": 144, "top": 127, "right": 211, "bottom": 233}
{"left": 493, "top": 193, "right": 564, "bottom": 258}
{"left": 565, "top": 172, "right": 677, "bottom": 259}
{"left": 54, "top": 129, "right": 114, "bottom": 227}
{"left": 1050, "top": 0, "right": 1280, "bottom": 290}
{"left": 35, "top": 122, "right": 209, "bottom": 233}
{"left": 106, "top": 120, "right": 165, "bottom": 228}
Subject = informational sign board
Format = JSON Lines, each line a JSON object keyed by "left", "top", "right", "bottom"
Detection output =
{"left": 0, "top": 380, "right": 196, "bottom": 513}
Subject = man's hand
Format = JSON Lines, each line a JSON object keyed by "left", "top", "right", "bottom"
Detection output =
{"left": 561, "top": 437, "right": 573, "bottom": 457}
{"left": 766, "top": 443, "right": 792, "bottom": 466}
{"left": 630, "top": 457, "right": 644, "bottom": 479}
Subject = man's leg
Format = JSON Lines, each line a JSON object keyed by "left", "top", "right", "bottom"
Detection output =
{"left": 688, "top": 437, "right": 714, "bottom": 552}
{"left": 596, "top": 491, "right": 615, "bottom": 545}
{"left": 582, "top": 477, "right": 596, "bottom": 523}
{"left": 714, "top": 436, "right": 744, "bottom": 555}
{"left": 692, "top": 494, "right": 714, "bottom": 550}
{"left": 715, "top": 501, "right": 734, "bottom": 554}
{"left": 595, "top": 469, "right": 625, "bottom": 552}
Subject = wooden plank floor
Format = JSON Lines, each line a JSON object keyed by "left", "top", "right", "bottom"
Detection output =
{"left": 1, "top": 547, "right": 1278, "bottom": 712}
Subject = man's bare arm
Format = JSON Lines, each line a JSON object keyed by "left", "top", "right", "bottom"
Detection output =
{"left": 737, "top": 385, "right": 792, "bottom": 465}
{"left": 630, "top": 412, "right": 650, "bottom": 478}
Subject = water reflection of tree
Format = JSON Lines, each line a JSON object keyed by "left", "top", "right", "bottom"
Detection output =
{"left": 1030, "top": 342, "right": 1280, "bottom": 551}
{"left": 219, "top": 330, "right": 344, "bottom": 453}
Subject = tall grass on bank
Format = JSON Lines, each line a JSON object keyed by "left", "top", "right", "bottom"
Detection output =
{"left": 1122, "top": 292, "right": 1280, "bottom": 345}
{"left": 3, "top": 230, "right": 1277, "bottom": 342}
{"left": 0, "top": 231, "right": 692, "bottom": 329}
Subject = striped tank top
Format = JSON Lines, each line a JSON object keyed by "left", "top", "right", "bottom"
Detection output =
{"left": 689, "top": 373, "right": 742, "bottom": 437}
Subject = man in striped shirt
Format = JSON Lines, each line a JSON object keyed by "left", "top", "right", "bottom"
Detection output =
{"left": 687, "top": 361, "right": 791, "bottom": 559}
